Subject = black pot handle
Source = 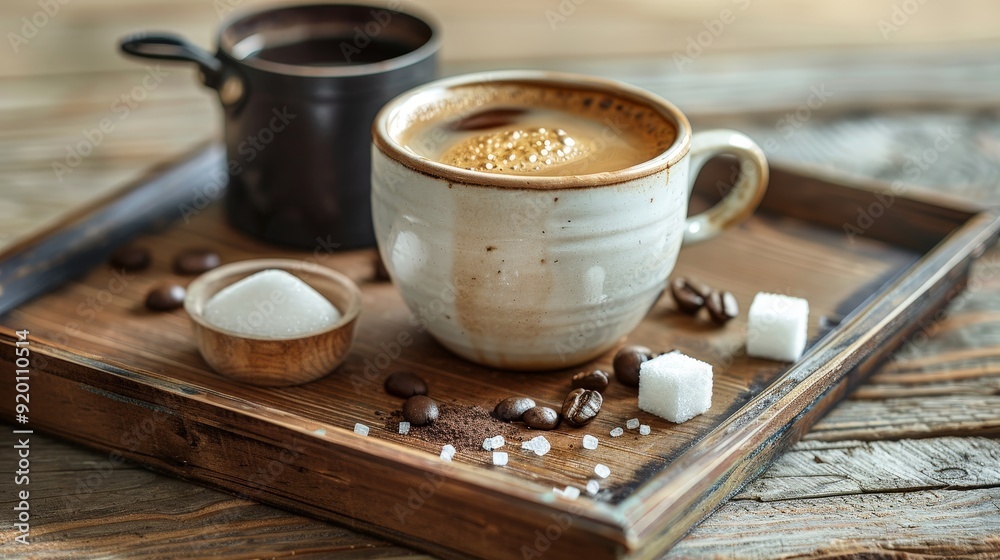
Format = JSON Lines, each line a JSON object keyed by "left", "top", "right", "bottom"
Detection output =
{"left": 119, "top": 32, "right": 223, "bottom": 88}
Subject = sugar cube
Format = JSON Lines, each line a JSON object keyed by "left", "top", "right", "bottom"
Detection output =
{"left": 493, "top": 451, "right": 509, "bottom": 466}
{"left": 639, "top": 424, "right": 651, "bottom": 436}
{"left": 610, "top": 427, "right": 624, "bottom": 437}
{"left": 746, "top": 292, "right": 810, "bottom": 362}
{"left": 626, "top": 418, "right": 640, "bottom": 430}
{"left": 203, "top": 269, "right": 341, "bottom": 339}
{"left": 353, "top": 423, "right": 369, "bottom": 436}
{"left": 582, "top": 434, "right": 599, "bottom": 450}
{"left": 594, "top": 464, "right": 610, "bottom": 479}
{"left": 440, "top": 444, "right": 456, "bottom": 461}
{"left": 398, "top": 421, "right": 410, "bottom": 435}
{"left": 638, "top": 352, "right": 713, "bottom": 423}
{"left": 586, "top": 480, "right": 600, "bottom": 496}
{"left": 561, "top": 486, "right": 580, "bottom": 500}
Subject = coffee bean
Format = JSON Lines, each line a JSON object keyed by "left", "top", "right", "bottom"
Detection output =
{"left": 687, "top": 278, "right": 713, "bottom": 300}
{"left": 571, "top": 370, "right": 610, "bottom": 393}
{"left": 493, "top": 396, "right": 536, "bottom": 422}
{"left": 402, "top": 395, "right": 439, "bottom": 426}
{"left": 109, "top": 246, "right": 150, "bottom": 271}
{"left": 522, "top": 406, "right": 560, "bottom": 430}
{"left": 561, "top": 388, "right": 602, "bottom": 427}
{"left": 613, "top": 345, "right": 653, "bottom": 387}
{"left": 174, "top": 249, "right": 221, "bottom": 275}
{"left": 384, "top": 371, "right": 428, "bottom": 398}
{"left": 670, "top": 277, "right": 705, "bottom": 314}
{"left": 145, "top": 283, "right": 186, "bottom": 311}
{"left": 706, "top": 290, "right": 739, "bottom": 325}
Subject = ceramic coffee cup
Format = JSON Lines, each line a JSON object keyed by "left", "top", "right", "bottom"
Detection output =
{"left": 371, "top": 71, "right": 767, "bottom": 370}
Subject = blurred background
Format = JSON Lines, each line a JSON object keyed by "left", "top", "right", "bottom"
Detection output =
{"left": 2, "top": 0, "right": 1000, "bottom": 249}
{"left": 3, "top": 0, "right": 998, "bottom": 69}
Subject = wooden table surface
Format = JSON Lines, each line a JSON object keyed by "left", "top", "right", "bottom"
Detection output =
{"left": 2, "top": 0, "right": 1000, "bottom": 558}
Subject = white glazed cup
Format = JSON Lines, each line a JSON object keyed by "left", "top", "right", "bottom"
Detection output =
{"left": 371, "top": 71, "right": 767, "bottom": 370}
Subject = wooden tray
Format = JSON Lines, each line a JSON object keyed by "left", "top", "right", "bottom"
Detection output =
{"left": 1, "top": 145, "right": 997, "bottom": 559}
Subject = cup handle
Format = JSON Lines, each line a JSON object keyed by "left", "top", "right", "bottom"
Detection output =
{"left": 119, "top": 32, "right": 224, "bottom": 89}
{"left": 683, "top": 129, "right": 769, "bottom": 245}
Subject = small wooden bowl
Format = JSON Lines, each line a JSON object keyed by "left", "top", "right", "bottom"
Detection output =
{"left": 184, "top": 259, "right": 362, "bottom": 387}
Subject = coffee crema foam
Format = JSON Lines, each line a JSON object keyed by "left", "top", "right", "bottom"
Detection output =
{"left": 396, "top": 82, "right": 677, "bottom": 177}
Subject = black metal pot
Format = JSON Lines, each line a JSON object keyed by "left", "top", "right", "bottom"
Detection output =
{"left": 120, "top": 3, "right": 439, "bottom": 249}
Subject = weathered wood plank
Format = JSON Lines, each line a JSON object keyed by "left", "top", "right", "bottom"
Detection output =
{"left": 670, "top": 487, "right": 1000, "bottom": 559}
{"left": 0, "top": 433, "right": 424, "bottom": 560}
{"left": 803, "top": 394, "right": 1000, "bottom": 442}
{"left": 736, "top": 437, "right": 1000, "bottom": 501}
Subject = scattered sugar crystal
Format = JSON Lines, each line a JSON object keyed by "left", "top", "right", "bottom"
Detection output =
{"left": 561, "top": 486, "right": 580, "bottom": 500}
{"left": 398, "top": 421, "right": 410, "bottom": 435}
{"left": 529, "top": 436, "right": 550, "bottom": 456}
{"left": 586, "top": 480, "right": 600, "bottom": 496}
{"left": 626, "top": 418, "right": 640, "bottom": 430}
{"left": 639, "top": 424, "right": 651, "bottom": 436}
{"left": 638, "top": 352, "right": 713, "bottom": 423}
{"left": 353, "top": 423, "right": 369, "bottom": 436}
{"left": 746, "top": 292, "right": 810, "bottom": 362}
{"left": 610, "top": 427, "right": 624, "bottom": 437}
{"left": 203, "top": 269, "right": 341, "bottom": 339}
{"left": 594, "top": 464, "right": 610, "bottom": 479}
{"left": 483, "top": 438, "right": 494, "bottom": 451}
{"left": 522, "top": 436, "right": 550, "bottom": 456}
{"left": 490, "top": 435, "right": 506, "bottom": 449}
{"left": 582, "top": 434, "right": 599, "bottom": 450}
{"left": 493, "top": 451, "right": 509, "bottom": 466}
{"left": 551, "top": 486, "right": 580, "bottom": 500}
{"left": 440, "top": 444, "right": 456, "bottom": 461}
